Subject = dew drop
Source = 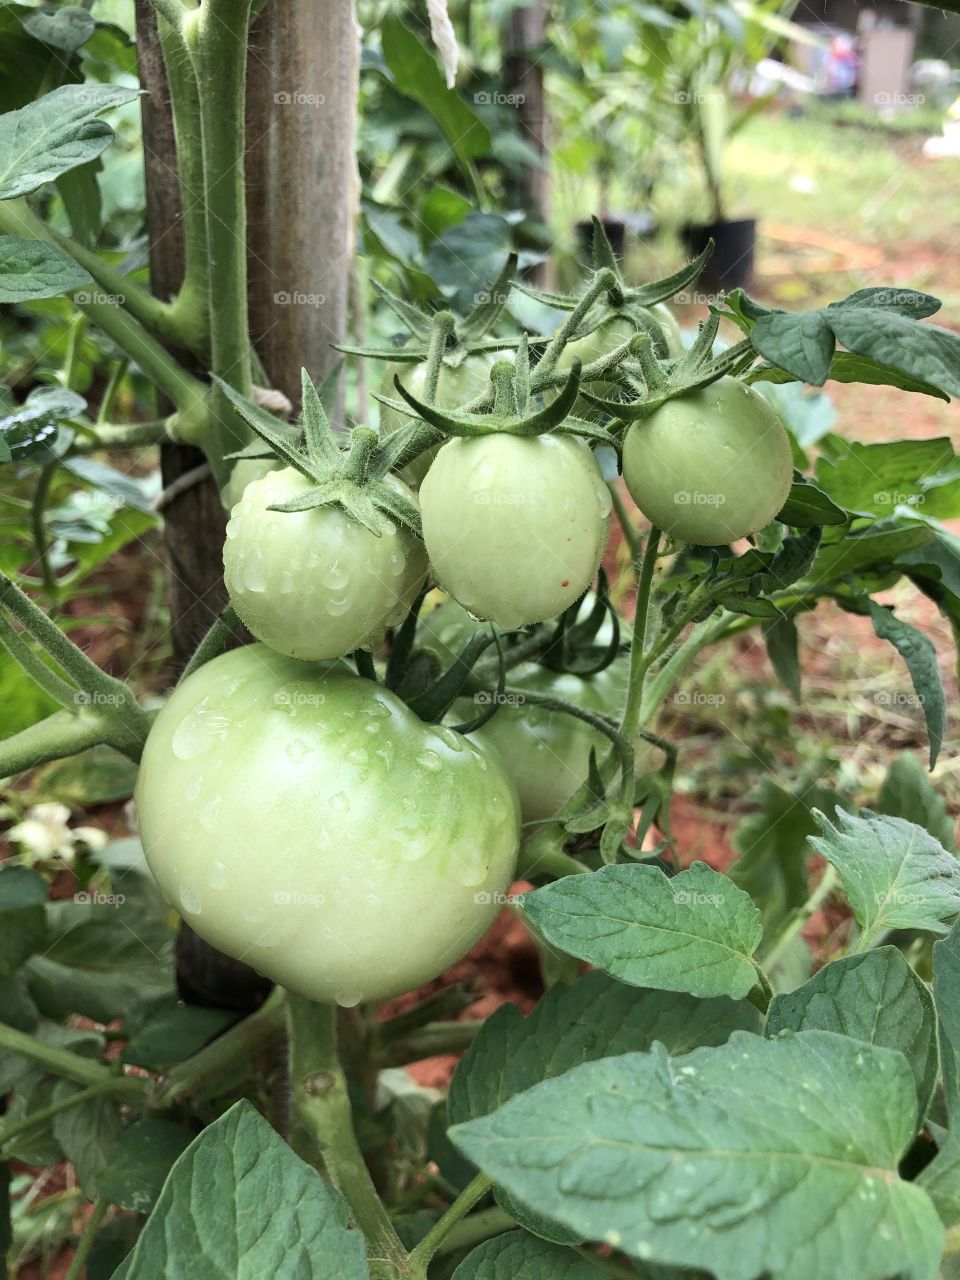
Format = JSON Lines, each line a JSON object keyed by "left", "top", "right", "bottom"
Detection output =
{"left": 327, "top": 596, "right": 352, "bottom": 616}
{"left": 241, "top": 903, "right": 266, "bottom": 925}
{"left": 348, "top": 747, "right": 369, "bottom": 766}
{"left": 329, "top": 791, "right": 350, "bottom": 815}
{"left": 321, "top": 560, "right": 350, "bottom": 591}
{"left": 225, "top": 517, "right": 239, "bottom": 540}
{"left": 279, "top": 570, "right": 294, "bottom": 594}
{"left": 362, "top": 700, "right": 391, "bottom": 718}
{"left": 335, "top": 990, "right": 363, "bottom": 1009}
{"left": 387, "top": 551, "right": 406, "bottom": 577}
{"left": 381, "top": 519, "right": 397, "bottom": 536}
{"left": 172, "top": 695, "right": 233, "bottom": 760}
{"left": 595, "top": 486, "right": 613, "bottom": 518}
{"left": 436, "top": 726, "right": 464, "bottom": 753}
{"left": 416, "top": 749, "right": 442, "bottom": 772}
{"left": 244, "top": 549, "right": 267, "bottom": 593}
{"left": 456, "top": 846, "right": 489, "bottom": 887}
{"left": 180, "top": 883, "right": 201, "bottom": 915}
{"left": 207, "top": 859, "right": 228, "bottom": 891}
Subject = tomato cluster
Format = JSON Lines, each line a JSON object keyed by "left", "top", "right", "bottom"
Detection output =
{"left": 136, "top": 294, "right": 795, "bottom": 1006}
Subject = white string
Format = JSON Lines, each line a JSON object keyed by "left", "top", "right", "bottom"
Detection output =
{"left": 427, "top": 0, "right": 459, "bottom": 90}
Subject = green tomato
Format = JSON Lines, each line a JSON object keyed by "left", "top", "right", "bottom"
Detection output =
{"left": 135, "top": 645, "right": 520, "bottom": 1005}
{"left": 219, "top": 456, "right": 280, "bottom": 512}
{"left": 622, "top": 376, "right": 794, "bottom": 545}
{"left": 379, "top": 353, "right": 497, "bottom": 484}
{"left": 419, "top": 434, "right": 612, "bottom": 629}
{"left": 561, "top": 304, "right": 684, "bottom": 371}
{"left": 223, "top": 467, "right": 428, "bottom": 661}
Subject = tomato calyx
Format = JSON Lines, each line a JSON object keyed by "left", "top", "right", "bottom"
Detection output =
{"left": 221, "top": 368, "right": 422, "bottom": 538}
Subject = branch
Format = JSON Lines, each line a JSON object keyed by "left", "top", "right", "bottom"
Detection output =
{"left": 0, "top": 1021, "right": 146, "bottom": 1094}
{"left": 0, "top": 709, "right": 114, "bottom": 776}
{"left": 408, "top": 1173, "right": 493, "bottom": 1272}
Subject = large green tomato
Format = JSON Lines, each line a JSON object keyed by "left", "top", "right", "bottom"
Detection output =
{"left": 379, "top": 353, "right": 497, "bottom": 483}
{"left": 622, "top": 377, "right": 793, "bottom": 545}
{"left": 223, "top": 467, "right": 428, "bottom": 660}
{"left": 219, "top": 457, "right": 280, "bottom": 513}
{"left": 135, "top": 646, "right": 520, "bottom": 1005}
{"left": 419, "top": 434, "right": 611, "bottom": 629}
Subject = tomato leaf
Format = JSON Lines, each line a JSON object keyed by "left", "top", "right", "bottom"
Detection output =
{"left": 815, "top": 437, "right": 960, "bottom": 521}
{"left": 98, "top": 1118, "right": 195, "bottom": 1214}
{"left": 918, "top": 921, "right": 960, "bottom": 1224}
{"left": 116, "top": 1102, "right": 369, "bottom": 1278}
{"left": 0, "top": 83, "right": 140, "bottom": 200}
{"left": 877, "top": 752, "right": 956, "bottom": 851}
{"left": 449, "top": 1032, "right": 944, "bottom": 1280}
{"left": 868, "top": 600, "right": 946, "bottom": 768}
{"left": 518, "top": 862, "right": 763, "bottom": 1000}
{"left": 811, "top": 808, "right": 960, "bottom": 940}
{"left": 451, "top": 1231, "right": 599, "bottom": 1279}
{"left": 776, "top": 477, "right": 846, "bottom": 528}
{"left": 448, "top": 970, "right": 759, "bottom": 1127}
{"left": 766, "top": 947, "right": 937, "bottom": 1120}
{"left": 20, "top": 5, "right": 95, "bottom": 53}
{"left": 762, "top": 614, "right": 801, "bottom": 699}
{"left": 0, "top": 234, "right": 92, "bottom": 302}
{"left": 0, "top": 866, "right": 47, "bottom": 976}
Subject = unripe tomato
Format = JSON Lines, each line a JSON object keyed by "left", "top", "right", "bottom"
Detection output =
{"left": 379, "top": 353, "right": 497, "bottom": 483}
{"left": 223, "top": 468, "right": 428, "bottom": 661}
{"left": 419, "top": 434, "right": 612, "bottom": 629}
{"left": 135, "top": 646, "right": 520, "bottom": 1005}
{"left": 560, "top": 304, "right": 684, "bottom": 371}
{"left": 219, "top": 457, "right": 279, "bottom": 512}
{"left": 621, "top": 377, "right": 793, "bottom": 545}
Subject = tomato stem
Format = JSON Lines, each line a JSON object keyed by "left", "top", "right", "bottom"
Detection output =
{"left": 620, "top": 526, "right": 661, "bottom": 744}
{"left": 285, "top": 993, "right": 408, "bottom": 1273}
{"left": 407, "top": 1172, "right": 493, "bottom": 1272}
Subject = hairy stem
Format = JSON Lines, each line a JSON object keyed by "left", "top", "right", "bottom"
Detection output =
{"left": 408, "top": 1173, "right": 493, "bottom": 1272}
{"left": 0, "top": 1023, "right": 145, "bottom": 1094}
{"left": 64, "top": 1199, "right": 109, "bottom": 1280}
{"left": 621, "top": 527, "right": 660, "bottom": 742}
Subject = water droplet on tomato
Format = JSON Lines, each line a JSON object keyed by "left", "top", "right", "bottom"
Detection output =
{"left": 244, "top": 550, "right": 267, "bottom": 593}
{"left": 321, "top": 560, "right": 349, "bottom": 590}
{"left": 180, "top": 883, "right": 201, "bottom": 915}
{"left": 335, "top": 990, "right": 362, "bottom": 1008}
{"left": 207, "top": 859, "right": 228, "bottom": 890}
{"left": 436, "top": 726, "right": 464, "bottom": 752}
{"left": 348, "top": 747, "right": 368, "bottom": 766}
{"left": 327, "top": 596, "right": 352, "bottom": 616}
{"left": 285, "top": 738, "right": 310, "bottom": 764}
{"left": 241, "top": 903, "right": 265, "bottom": 925}
{"left": 387, "top": 551, "right": 405, "bottom": 577}
{"left": 416, "top": 750, "right": 442, "bottom": 772}
{"left": 279, "top": 570, "right": 294, "bottom": 594}
{"left": 455, "top": 846, "right": 488, "bottom": 887}
{"left": 172, "top": 695, "right": 233, "bottom": 759}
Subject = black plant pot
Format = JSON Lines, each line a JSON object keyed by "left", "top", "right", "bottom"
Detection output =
{"left": 681, "top": 216, "right": 756, "bottom": 296}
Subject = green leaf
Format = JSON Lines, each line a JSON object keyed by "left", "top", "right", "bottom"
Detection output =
{"left": 829, "top": 287, "right": 941, "bottom": 319}
{"left": 750, "top": 310, "right": 835, "bottom": 385}
{"left": 118, "top": 1102, "right": 370, "bottom": 1279}
{"left": 825, "top": 351, "right": 948, "bottom": 399}
{"left": 762, "top": 615, "right": 801, "bottom": 699}
{"left": 0, "top": 234, "right": 91, "bottom": 302}
{"left": 55, "top": 158, "right": 102, "bottom": 247}
{"left": 776, "top": 477, "right": 846, "bottom": 528}
{"left": 731, "top": 776, "right": 841, "bottom": 933}
{"left": 121, "top": 1000, "right": 239, "bottom": 1071}
{"left": 877, "top": 753, "right": 955, "bottom": 852}
{"left": 806, "top": 522, "right": 933, "bottom": 586}
{"left": 380, "top": 16, "right": 489, "bottom": 180}
{"left": 811, "top": 807, "right": 960, "bottom": 941}
{"left": 449, "top": 971, "right": 759, "bottom": 1126}
{"left": 518, "top": 863, "right": 763, "bottom": 1000}
{"left": 868, "top": 599, "right": 945, "bottom": 768}
{"left": 424, "top": 211, "right": 512, "bottom": 315}
{"left": 450, "top": 1032, "right": 944, "bottom": 1280}
{"left": 21, "top": 5, "right": 95, "bottom": 53}
{"left": 0, "top": 865, "right": 47, "bottom": 976}
{"left": 918, "top": 921, "right": 960, "bottom": 1224}
{"left": 52, "top": 1079, "right": 122, "bottom": 1197}
{"left": 815, "top": 437, "right": 960, "bottom": 521}
{"left": 451, "top": 1231, "right": 598, "bottom": 1279}
{"left": 765, "top": 947, "right": 937, "bottom": 1118}
{"left": 98, "top": 1118, "right": 195, "bottom": 1214}
{"left": 24, "top": 896, "right": 174, "bottom": 1022}
{"left": 0, "top": 82, "right": 139, "bottom": 200}
{"left": 827, "top": 307, "right": 960, "bottom": 400}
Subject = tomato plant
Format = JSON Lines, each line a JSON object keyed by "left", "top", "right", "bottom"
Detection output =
{"left": 4, "top": 6, "right": 960, "bottom": 1280}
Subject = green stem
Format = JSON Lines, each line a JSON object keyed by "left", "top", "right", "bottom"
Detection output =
{"left": 408, "top": 1173, "right": 493, "bottom": 1272}
{"left": 190, "top": 0, "right": 254, "bottom": 464}
{"left": 30, "top": 463, "right": 57, "bottom": 600}
{"left": 0, "top": 709, "right": 116, "bottom": 776}
{"left": 0, "top": 1023, "right": 144, "bottom": 1093}
{"left": 157, "top": 987, "right": 286, "bottom": 1105}
{"left": 434, "top": 1206, "right": 514, "bottom": 1257}
{"left": 64, "top": 1199, "right": 109, "bottom": 1280}
{"left": 285, "top": 993, "right": 407, "bottom": 1275}
{"left": 177, "top": 604, "right": 243, "bottom": 684}
{"left": 63, "top": 313, "right": 88, "bottom": 391}
{"left": 73, "top": 418, "right": 174, "bottom": 454}
{"left": 609, "top": 482, "right": 641, "bottom": 562}
{"left": 761, "top": 865, "right": 839, "bottom": 972}
{"left": 0, "top": 616, "right": 78, "bottom": 708}
{"left": 747, "top": 964, "right": 774, "bottom": 1014}
{"left": 516, "top": 826, "right": 586, "bottom": 880}
{"left": 620, "top": 527, "right": 660, "bottom": 742}
{"left": 96, "top": 359, "right": 129, "bottom": 426}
